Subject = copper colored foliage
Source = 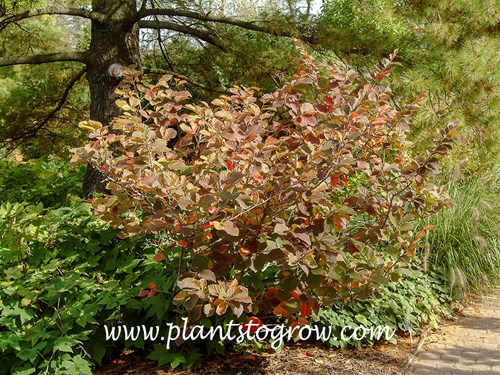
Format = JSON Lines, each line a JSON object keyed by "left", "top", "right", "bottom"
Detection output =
{"left": 72, "top": 41, "right": 455, "bottom": 321}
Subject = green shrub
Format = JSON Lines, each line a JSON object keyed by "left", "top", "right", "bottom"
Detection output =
{"left": 0, "top": 157, "right": 84, "bottom": 207}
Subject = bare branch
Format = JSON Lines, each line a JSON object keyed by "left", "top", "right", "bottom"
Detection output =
{"left": 156, "top": 30, "right": 175, "bottom": 70}
{"left": 137, "top": 8, "right": 296, "bottom": 38}
{"left": 139, "top": 0, "right": 149, "bottom": 13}
{"left": 150, "top": 9, "right": 175, "bottom": 70}
{"left": 0, "top": 6, "right": 106, "bottom": 29}
{"left": 0, "top": 52, "right": 87, "bottom": 67}
{"left": 137, "top": 20, "right": 224, "bottom": 49}
{"left": 143, "top": 68, "right": 230, "bottom": 94}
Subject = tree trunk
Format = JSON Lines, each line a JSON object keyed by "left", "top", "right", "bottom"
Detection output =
{"left": 82, "top": 0, "right": 140, "bottom": 196}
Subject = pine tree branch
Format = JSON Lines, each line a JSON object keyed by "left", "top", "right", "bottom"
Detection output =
{"left": 137, "top": 20, "right": 224, "bottom": 49}
{"left": 0, "top": 52, "right": 87, "bottom": 67}
{"left": 0, "top": 6, "right": 106, "bottom": 29}
{"left": 137, "top": 8, "right": 298, "bottom": 39}
{"left": 33, "top": 67, "right": 87, "bottom": 133}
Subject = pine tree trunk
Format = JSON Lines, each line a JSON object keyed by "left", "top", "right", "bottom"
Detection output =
{"left": 82, "top": 0, "right": 140, "bottom": 196}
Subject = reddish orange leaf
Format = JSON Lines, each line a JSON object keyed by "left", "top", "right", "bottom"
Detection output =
{"left": 300, "top": 303, "right": 312, "bottom": 317}
{"left": 225, "top": 159, "right": 236, "bottom": 171}
{"left": 265, "top": 288, "right": 279, "bottom": 300}
{"left": 298, "top": 317, "right": 308, "bottom": 325}
{"left": 239, "top": 246, "right": 251, "bottom": 257}
{"left": 291, "top": 290, "right": 301, "bottom": 300}
{"left": 331, "top": 174, "right": 340, "bottom": 187}
{"left": 240, "top": 316, "right": 263, "bottom": 334}
{"left": 153, "top": 253, "right": 166, "bottom": 261}
{"left": 273, "top": 305, "right": 290, "bottom": 317}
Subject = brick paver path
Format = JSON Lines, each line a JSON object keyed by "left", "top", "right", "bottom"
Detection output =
{"left": 408, "top": 291, "right": 500, "bottom": 375}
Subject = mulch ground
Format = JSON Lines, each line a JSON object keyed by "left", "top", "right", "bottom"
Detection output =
{"left": 93, "top": 335, "right": 415, "bottom": 375}
{"left": 93, "top": 293, "right": 493, "bottom": 374}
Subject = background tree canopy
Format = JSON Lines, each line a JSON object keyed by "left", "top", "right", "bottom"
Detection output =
{"left": 0, "top": 0, "right": 314, "bottom": 192}
{"left": 1, "top": 0, "right": 497, "bottom": 174}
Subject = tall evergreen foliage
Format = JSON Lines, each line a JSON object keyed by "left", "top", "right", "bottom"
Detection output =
{"left": 317, "top": 0, "right": 499, "bottom": 172}
{"left": 0, "top": 2, "right": 89, "bottom": 158}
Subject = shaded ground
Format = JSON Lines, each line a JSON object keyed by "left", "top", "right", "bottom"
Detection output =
{"left": 94, "top": 336, "right": 414, "bottom": 375}
{"left": 94, "top": 291, "right": 500, "bottom": 375}
{"left": 408, "top": 289, "right": 500, "bottom": 375}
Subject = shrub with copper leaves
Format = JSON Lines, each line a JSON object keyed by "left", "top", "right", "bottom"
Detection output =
{"left": 72, "top": 41, "right": 455, "bottom": 322}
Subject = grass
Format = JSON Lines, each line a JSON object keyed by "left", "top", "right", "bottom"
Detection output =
{"left": 423, "top": 170, "right": 499, "bottom": 296}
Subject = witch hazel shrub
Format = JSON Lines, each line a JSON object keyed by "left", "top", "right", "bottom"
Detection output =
{"left": 72, "top": 41, "right": 455, "bottom": 323}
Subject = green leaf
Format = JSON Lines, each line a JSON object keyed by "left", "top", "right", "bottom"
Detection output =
{"left": 17, "top": 342, "right": 47, "bottom": 363}
{"left": 53, "top": 336, "right": 81, "bottom": 353}
{"left": 1, "top": 302, "right": 35, "bottom": 325}
{"left": 59, "top": 354, "right": 93, "bottom": 375}
{"left": 355, "top": 314, "right": 369, "bottom": 326}
{"left": 0, "top": 332, "right": 20, "bottom": 351}
{"left": 147, "top": 344, "right": 186, "bottom": 367}
{"left": 12, "top": 367, "right": 36, "bottom": 375}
